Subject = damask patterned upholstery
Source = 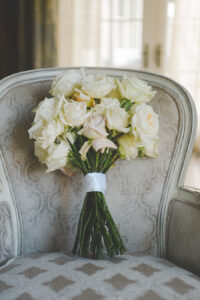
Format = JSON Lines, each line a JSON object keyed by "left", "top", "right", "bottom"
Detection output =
{"left": 0, "top": 70, "right": 179, "bottom": 260}
{"left": 0, "top": 68, "right": 199, "bottom": 299}
{"left": 1, "top": 253, "right": 200, "bottom": 300}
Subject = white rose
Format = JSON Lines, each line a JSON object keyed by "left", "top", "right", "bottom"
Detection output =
{"left": 105, "top": 105, "right": 130, "bottom": 133}
{"left": 34, "top": 141, "right": 48, "bottom": 163}
{"left": 117, "top": 133, "right": 140, "bottom": 160}
{"left": 61, "top": 100, "right": 89, "bottom": 127}
{"left": 131, "top": 103, "right": 159, "bottom": 158}
{"left": 28, "top": 119, "right": 44, "bottom": 140}
{"left": 116, "top": 77, "right": 156, "bottom": 103}
{"left": 81, "top": 74, "right": 115, "bottom": 98}
{"left": 33, "top": 96, "right": 65, "bottom": 124}
{"left": 33, "top": 97, "right": 56, "bottom": 123}
{"left": 91, "top": 137, "right": 117, "bottom": 153}
{"left": 79, "top": 141, "right": 92, "bottom": 161}
{"left": 38, "top": 119, "right": 64, "bottom": 149}
{"left": 92, "top": 97, "right": 130, "bottom": 133}
{"left": 92, "top": 97, "right": 120, "bottom": 116}
{"left": 78, "top": 116, "right": 108, "bottom": 139}
{"left": 51, "top": 70, "right": 81, "bottom": 98}
{"left": 141, "top": 137, "right": 159, "bottom": 158}
{"left": 34, "top": 140, "right": 72, "bottom": 173}
{"left": 45, "top": 140, "right": 70, "bottom": 172}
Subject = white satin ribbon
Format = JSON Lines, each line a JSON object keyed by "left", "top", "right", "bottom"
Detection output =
{"left": 85, "top": 172, "right": 106, "bottom": 194}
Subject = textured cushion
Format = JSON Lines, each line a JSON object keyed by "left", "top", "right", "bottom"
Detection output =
{"left": 0, "top": 252, "right": 200, "bottom": 300}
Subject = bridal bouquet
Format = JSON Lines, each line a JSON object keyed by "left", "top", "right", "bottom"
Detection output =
{"left": 28, "top": 69, "right": 159, "bottom": 259}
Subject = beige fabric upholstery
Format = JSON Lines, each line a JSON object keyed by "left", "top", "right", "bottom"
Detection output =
{"left": 1, "top": 252, "right": 200, "bottom": 300}
{"left": 167, "top": 200, "right": 200, "bottom": 275}
{"left": 0, "top": 79, "right": 178, "bottom": 258}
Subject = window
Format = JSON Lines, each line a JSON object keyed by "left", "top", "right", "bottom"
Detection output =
{"left": 100, "top": 0, "right": 144, "bottom": 68}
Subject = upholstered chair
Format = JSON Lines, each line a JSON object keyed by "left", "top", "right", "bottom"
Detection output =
{"left": 0, "top": 68, "right": 200, "bottom": 299}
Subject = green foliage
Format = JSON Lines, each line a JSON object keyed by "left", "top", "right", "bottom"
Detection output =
{"left": 54, "top": 137, "right": 61, "bottom": 144}
{"left": 120, "top": 98, "right": 134, "bottom": 111}
{"left": 68, "top": 136, "right": 126, "bottom": 259}
{"left": 138, "top": 147, "right": 144, "bottom": 157}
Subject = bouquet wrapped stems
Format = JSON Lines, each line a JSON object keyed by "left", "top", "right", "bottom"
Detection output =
{"left": 28, "top": 69, "right": 159, "bottom": 260}
{"left": 72, "top": 192, "right": 126, "bottom": 259}
{"left": 69, "top": 137, "right": 126, "bottom": 259}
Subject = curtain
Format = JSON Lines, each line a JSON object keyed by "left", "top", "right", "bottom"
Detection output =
{"left": 168, "top": 0, "right": 200, "bottom": 150}
{"left": 0, "top": 0, "right": 58, "bottom": 79}
{"left": 58, "top": 0, "right": 101, "bottom": 67}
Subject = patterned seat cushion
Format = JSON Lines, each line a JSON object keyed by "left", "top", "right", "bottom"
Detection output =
{"left": 0, "top": 252, "right": 200, "bottom": 300}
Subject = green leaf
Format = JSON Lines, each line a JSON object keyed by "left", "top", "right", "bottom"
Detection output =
{"left": 120, "top": 98, "right": 134, "bottom": 111}
{"left": 54, "top": 137, "right": 61, "bottom": 144}
{"left": 138, "top": 147, "right": 144, "bottom": 157}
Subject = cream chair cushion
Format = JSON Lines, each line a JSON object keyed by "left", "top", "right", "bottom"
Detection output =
{"left": 1, "top": 253, "right": 200, "bottom": 300}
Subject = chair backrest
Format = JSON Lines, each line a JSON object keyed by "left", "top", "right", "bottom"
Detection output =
{"left": 0, "top": 67, "right": 196, "bottom": 263}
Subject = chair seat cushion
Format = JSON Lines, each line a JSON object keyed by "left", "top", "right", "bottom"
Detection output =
{"left": 0, "top": 252, "right": 200, "bottom": 300}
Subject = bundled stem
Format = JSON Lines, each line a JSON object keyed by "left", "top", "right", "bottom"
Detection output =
{"left": 69, "top": 137, "right": 126, "bottom": 259}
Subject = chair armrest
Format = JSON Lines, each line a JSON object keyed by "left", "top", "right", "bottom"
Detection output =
{"left": 0, "top": 201, "right": 14, "bottom": 265}
{"left": 0, "top": 150, "right": 20, "bottom": 266}
{"left": 167, "top": 187, "right": 200, "bottom": 275}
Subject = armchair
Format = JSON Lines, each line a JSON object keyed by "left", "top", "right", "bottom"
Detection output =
{"left": 0, "top": 68, "right": 200, "bottom": 299}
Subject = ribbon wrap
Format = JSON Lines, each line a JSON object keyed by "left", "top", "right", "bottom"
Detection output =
{"left": 85, "top": 172, "right": 106, "bottom": 194}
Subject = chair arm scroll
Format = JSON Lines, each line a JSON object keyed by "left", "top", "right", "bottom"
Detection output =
{"left": 167, "top": 187, "right": 200, "bottom": 275}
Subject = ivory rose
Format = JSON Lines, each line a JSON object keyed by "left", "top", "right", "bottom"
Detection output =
{"left": 37, "top": 119, "right": 64, "bottom": 149}
{"left": 61, "top": 100, "right": 89, "bottom": 127}
{"left": 116, "top": 77, "right": 156, "bottom": 103}
{"left": 34, "top": 139, "right": 70, "bottom": 172}
{"left": 46, "top": 140, "right": 70, "bottom": 172}
{"left": 117, "top": 133, "right": 140, "bottom": 160}
{"left": 91, "top": 138, "right": 117, "bottom": 152}
{"left": 105, "top": 105, "right": 130, "bottom": 133}
{"left": 78, "top": 116, "right": 108, "bottom": 139}
{"left": 92, "top": 98, "right": 130, "bottom": 133}
{"left": 33, "top": 97, "right": 56, "bottom": 123}
{"left": 81, "top": 74, "right": 115, "bottom": 98}
{"left": 51, "top": 70, "right": 82, "bottom": 98}
{"left": 131, "top": 103, "right": 159, "bottom": 157}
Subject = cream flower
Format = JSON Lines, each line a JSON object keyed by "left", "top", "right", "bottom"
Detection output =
{"left": 73, "top": 88, "right": 90, "bottom": 102}
{"left": 91, "top": 97, "right": 120, "bottom": 116}
{"left": 45, "top": 140, "right": 70, "bottom": 172}
{"left": 37, "top": 119, "right": 64, "bottom": 149}
{"left": 51, "top": 70, "right": 81, "bottom": 98}
{"left": 117, "top": 133, "right": 140, "bottom": 160}
{"left": 61, "top": 100, "right": 89, "bottom": 127}
{"left": 78, "top": 116, "right": 108, "bottom": 139}
{"left": 116, "top": 77, "right": 156, "bottom": 103}
{"left": 34, "top": 141, "right": 47, "bottom": 163}
{"left": 142, "top": 137, "right": 159, "bottom": 158}
{"left": 105, "top": 105, "right": 130, "bottom": 133}
{"left": 79, "top": 141, "right": 92, "bottom": 161}
{"left": 131, "top": 103, "right": 159, "bottom": 158}
{"left": 73, "top": 88, "right": 95, "bottom": 108}
{"left": 28, "top": 119, "right": 44, "bottom": 140}
{"left": 34, "top": 139, "right": 70, "bottom": 172}
{"left": 91, "top": 138, "right": 117, "bottom": 152}
{"left": 81, "top": 73, "right": 115, "bottom": 98}
{"left": 33, "top": 97, "right": 56, "bottom": 123}
{"left": 92, "top": 98, "right": 130, "bottom": 133}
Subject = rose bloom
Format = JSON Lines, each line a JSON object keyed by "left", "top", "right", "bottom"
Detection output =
{"left": 81, "top": 74, "right": 115, "bottom": 98}
{"left": 78, "top": 116, "right": 108, "bottom": 139}
{"left": 116, "top": 77, "right": 156, "bottom": 103}
{"left": 51, "top": 70, "right": 82, "bottom": 98}
{"left": 117, "top": 133, "right": 140, "bottom": 160}
{"left": 34, "top": 139, "right": 70, "bottom": 172}
{"left": 131, "top": 103, "right": 159, "bottom": 157}
{"left": 60, "top": 100, "right": 90, "bottom": 127}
